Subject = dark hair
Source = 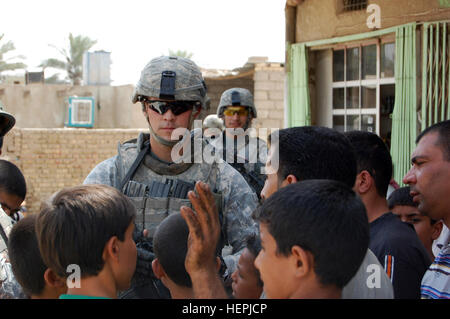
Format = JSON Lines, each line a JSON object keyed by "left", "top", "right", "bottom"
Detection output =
{"left": 8, "top": 215, "right": 46, "bottom": 297}
{"left": 344, "top": 131, "right": 392, "bottom": 197}
{"left": 253, "top": 179, "right": 369, "bottom": 289}
{"left": 388, "top": 186, "right": 438, "bottom": 225}
{"left": 153, "top": 213, "right": 192, "bottom": 287}
{"left": 244, "top": 234, "right": 263, "bottom": 287}
{"left": 0, "top": 159, "right": 26, "bottom": 199}
{"left": 416, "top": 120, "right": 450, "bottom": 161}
{"left": 268, "top": 126, "right": 357, "bottom": 188}
{"left": 36, "top": 184, "right": 136, "bottom": 278}
{"left": 387, "top": 186, "right": 417, "bottom": 209}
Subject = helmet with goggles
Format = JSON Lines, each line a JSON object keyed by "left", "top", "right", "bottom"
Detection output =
{"left": 217, "top": 88, "right": 257, "bottom": 119}
{"left": 132, "top": 56, "right": 207, "bottom": 107}
{"left": 132, "top": 56, "right": 208, "bottom": 147}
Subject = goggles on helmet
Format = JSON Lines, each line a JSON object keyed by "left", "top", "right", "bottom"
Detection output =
{"left": 223, "top": 106, "right": 249, "bottom": 116}
{"left": 145, "top": 100, "right": 201, "bottom": 115}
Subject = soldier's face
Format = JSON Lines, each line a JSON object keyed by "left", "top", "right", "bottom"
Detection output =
{"left": 223, "top": 106, "right": 250, "bottom": 129}
{"left": 403, "top": 132, "right": 450, "bottom": 223}
{"left": 144, "top": 98, "right": 199, "bottom": 141}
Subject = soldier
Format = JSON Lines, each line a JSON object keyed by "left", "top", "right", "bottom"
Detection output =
{"left": 211, "top": 88, "right": 267, "bottom": 198}
{"left": 0, "top": 103, "right": 26, "bottom": 299}
{"left": 84, "top": 56, "right": 259, "bottom": 298}
{"left": 202, "top": 114, "right": 224, "bottom": 139}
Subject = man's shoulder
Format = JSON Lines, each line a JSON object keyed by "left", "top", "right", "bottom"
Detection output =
{"left": 370, "top": 213, "right": 431, "bottom": 263}
{"left": 421, "top": 244, "right": 450, "bottom": 299}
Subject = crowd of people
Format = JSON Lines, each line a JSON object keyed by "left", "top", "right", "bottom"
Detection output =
{"left": 0, "top": 56, "right": 448, "bottom": 300}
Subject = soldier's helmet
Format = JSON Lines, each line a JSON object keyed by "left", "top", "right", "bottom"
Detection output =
{"left": 203, "top": 114, "right": 224, "bottom": 131}
{"left": 217, "top": 88, "right": 257, "bottom": 118}
{"left": 0, "top": 100, "right": 15, "bottom": 137}
{"left": 132, "top": 56, "right": 208, "bottom": 110}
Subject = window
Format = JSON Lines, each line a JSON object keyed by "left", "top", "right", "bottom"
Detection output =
{"left": 332, "top": 40, "right": 395, "bottom": 138}
{"left": 342, "top": 0, "right": 367, "bottom": 12}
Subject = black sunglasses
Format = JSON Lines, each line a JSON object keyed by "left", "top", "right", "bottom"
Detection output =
{"left": 145, "top": 100, "right": 200, "bottom": 116}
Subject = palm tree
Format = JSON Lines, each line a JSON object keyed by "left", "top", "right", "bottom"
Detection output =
{"left": 168, "top": 49, "right": 194, "bottom": 59}
{"left": 40, "top": 33, "right": 97, "bottom": 85}
{"left": 0, "top": 34, "right": 27, "bottom": 80}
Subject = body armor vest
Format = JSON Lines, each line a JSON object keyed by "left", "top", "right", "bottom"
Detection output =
{"left": 117, "top": 133, "right": 226, "bottom": 243}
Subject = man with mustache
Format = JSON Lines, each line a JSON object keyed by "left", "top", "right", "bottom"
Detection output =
{"left": 403, "top": 120, "right": 450, "bottom": 299}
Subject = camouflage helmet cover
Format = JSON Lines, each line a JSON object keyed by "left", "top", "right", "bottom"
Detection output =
{"left": 217, "top": 88, "right": 257, "bottom": 118}
{"left": 0, "top": 101, "right": 15, "bottom": 136}
{"left": 132, "top": 56, "right": 208, "bottom": 106}
{"left": 203, "top": 114, "right": 224, "bottom": 130}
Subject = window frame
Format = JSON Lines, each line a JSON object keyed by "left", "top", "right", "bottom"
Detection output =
{"left": 331, "top": 38, "right": 395, "bottom": 135}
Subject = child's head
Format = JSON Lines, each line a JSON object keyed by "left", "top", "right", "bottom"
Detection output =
{"left": 388, "top": 186, "right": 443, "bottom": 258}
{"left": 152, "top": 213, "right": 221, "bottom": 297}
{"left": 253, "top": 179, "right": 369, "bottom": 299}
{"left": 0, "top": 159, "right": 26, "bottom": 220}
{"left": 36, "top": 184, "right": 137, "bottom": 293}
{"left": 231, "top": 234, "right": 263, "bottom": 299}
{"left": 8, "top": 215, "right": 67, "bottom": 298}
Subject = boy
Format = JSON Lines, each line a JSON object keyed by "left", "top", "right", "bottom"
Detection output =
{"left": 181, "top": 180, "right": 369, "bottom": 299}
{"left": 388, "top": 186, "right": 443, "bottom": 260}
{"left": 36, "top": 184, "right": 137, "bottom": 299}
{"left": 151, "top": 213, "right": 222, "bottom": 299}
{"left": 0, "top": 159, "right": 27, "bottom": 298}
{"left": 253, "top": 180, "right": 369, "bottom": 298}
{"left": 231, "top": 234, "right": 263, "bottom": 299}
{"left": 8, "top": 215, "right": 67, "bottom": 298}
{"left": 0, "top": 159, "right": 26, "bottom": 222}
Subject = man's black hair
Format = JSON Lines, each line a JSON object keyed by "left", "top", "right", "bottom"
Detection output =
{"left": 344, "top": 131, "right": 393, "bottom": 197}
{"left": 387, "top": 186, "right": 417, "bottom": 209}
{"left": 268, "top": 126, "right": 357, "bottom": 188}
{"left": 8, "top": 215, "right": 46, "bottom": 297}
{"left": 153, "top": 213, "right": 192, "bottom": 288}
{"left": 416, "top": 120, "right": 450, "bottom": 161}
{"left": 36, "top": 184, "right": 136, "bottom": 278}
{"left": 388, "top": 186, "right": 438, "bottom": 225}
{"left": 153, "top": 212, "right": 223, "bottom": 288}
{"left": 253, "top": 179, "right": 369, "bottom": 289}
{"left": 0, "top": 159, "right": 26, "bottom": 199}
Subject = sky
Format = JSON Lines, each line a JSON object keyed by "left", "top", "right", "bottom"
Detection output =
{"left": 1, "top": 0, "right": 286, "bottom": 85}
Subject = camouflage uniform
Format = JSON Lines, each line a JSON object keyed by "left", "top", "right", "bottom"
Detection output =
{"left": 84, "top": 56, "right": 259, "bottom": 298}
{"left": 0, "top": 104, "right": 26, "bottom": 299}
{"left": 213, "top": 88, "right": 268, "bottom": 198}
{"left": 0, "top": 208, "right": 26, "bottom": 299}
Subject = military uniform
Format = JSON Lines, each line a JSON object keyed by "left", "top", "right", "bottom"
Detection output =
{"left": 84, "top": 56, "right": 259, "bottom": 298}
{"left": 0, "top": 208, "right": 26, "bottom": 299}
{"left": 214, "top": 88, "right": 267, "bottom": 198}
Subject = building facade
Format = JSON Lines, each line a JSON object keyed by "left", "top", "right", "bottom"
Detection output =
{"left": 285, "top": 0, "right": 450, "bottom": 183}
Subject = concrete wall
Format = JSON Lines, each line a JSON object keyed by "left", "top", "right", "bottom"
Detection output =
{"left": 295, "top": 0, "right": 450, "bottom": 43}
{"left": 1, "top": 65, "right": 285, "bottom": 132}
{"left": 2, "top": 128, "right": 145, "bottom": 215}
{"left": 0, "top": 83, "right": 148, "bottom": 129}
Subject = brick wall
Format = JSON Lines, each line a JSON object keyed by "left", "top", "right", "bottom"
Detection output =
{"left": 252, "top": 63, "right": 285, "bottom": 130}
{"left": 2, "top": 128, "right": 146, "bottom": 214}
